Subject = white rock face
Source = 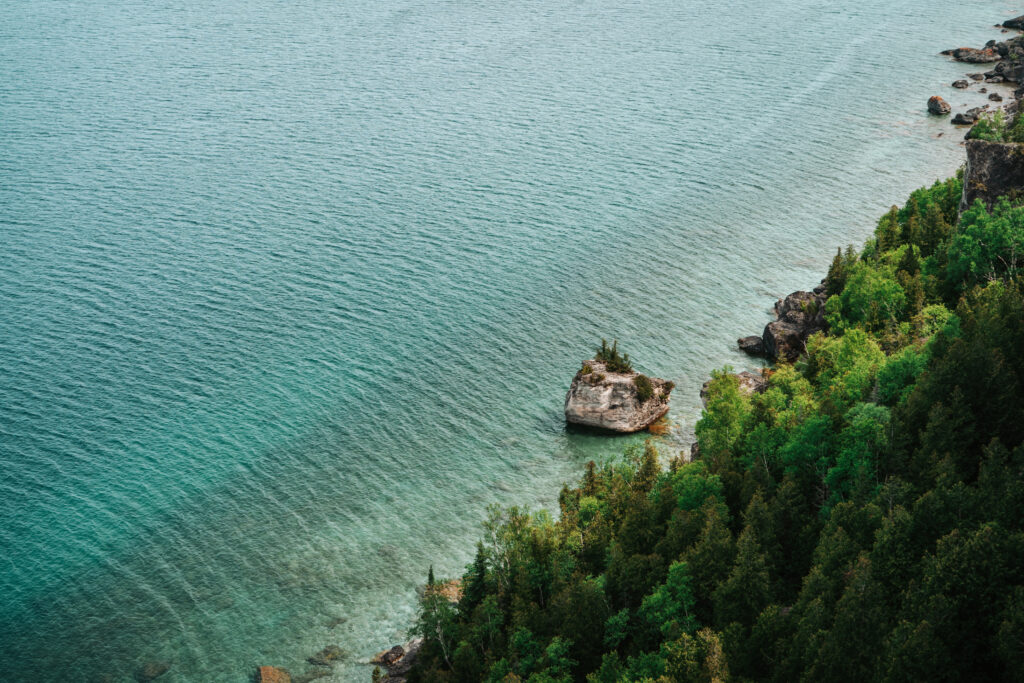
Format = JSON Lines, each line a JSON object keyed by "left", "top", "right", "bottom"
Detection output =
{"left": 564, "top": 360, "right": 672, "bottom": 432}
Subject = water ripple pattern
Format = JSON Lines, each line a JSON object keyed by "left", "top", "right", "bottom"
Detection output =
{"left": 0, "top": 0, "right": 1007, "bottom": 680}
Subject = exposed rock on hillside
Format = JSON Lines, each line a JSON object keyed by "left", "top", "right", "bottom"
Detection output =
{"left": 961, "top": 138, "right": 1024, "bottom": 211}
{"left": 700, "top": 370, "right": 768, "bottom": 408}
{"left": 564, "top": 360, "right": 672, "bottom": 432}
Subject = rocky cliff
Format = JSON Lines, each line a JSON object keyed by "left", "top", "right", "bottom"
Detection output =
{"left": 961, "top": 138, "right": 1024, "bottom": 211}
{"left": 564, "top": 360, "right": 672, "bottom": 432}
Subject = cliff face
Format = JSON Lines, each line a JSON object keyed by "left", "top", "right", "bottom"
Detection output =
{"left": 564, "top": 360, "right": 671, "bottom": 432}
{"left": 962, "top": 139, "right": 1024, "bottom": 211}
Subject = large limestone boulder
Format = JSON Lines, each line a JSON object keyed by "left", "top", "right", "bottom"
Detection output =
{"left": 961, "top": 138, "right": 1024, "bottom": 211}
{"left": 564, "top": 360, "right": 672, "bottom": 432}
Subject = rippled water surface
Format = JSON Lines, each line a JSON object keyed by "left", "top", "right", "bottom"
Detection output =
{"left": 0, "top": 0, "right": 1015, "bottom": 679}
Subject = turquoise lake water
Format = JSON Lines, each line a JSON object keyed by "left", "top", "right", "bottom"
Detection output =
{"left": 0, "top": 1, "right": 1015, "bottom": 680}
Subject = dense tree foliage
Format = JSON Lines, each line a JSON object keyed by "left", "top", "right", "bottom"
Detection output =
{"left": 407, "top": 173, "right": 1024, "bottom": 682}
{"left": 596, "top": 339, "right": 634, "bottom": 374}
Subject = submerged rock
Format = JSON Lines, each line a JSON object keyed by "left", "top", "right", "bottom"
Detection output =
{"left": 928, "top": 95, "right": 951, "bottom": 115}
{"left": 293, "top": 669, "right": 331, "bottom": 683}
{"left": 564, "top": 360, "right": 672, "bottom": 433}
{"left": 306, "top": 645, "right": 345, "bottom": 667}
{"left": 255, "top": 666, "right": 292, "bottom": 683}
{"left": 961, "top": 139, "right": 1024, "bottom": 211}
{"left": 134, "top": 661, "right": 170, "bottom": 682}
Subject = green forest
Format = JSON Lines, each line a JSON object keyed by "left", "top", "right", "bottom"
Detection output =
{"left": 405, "top": 173, "right": 1024, "bottom": 682}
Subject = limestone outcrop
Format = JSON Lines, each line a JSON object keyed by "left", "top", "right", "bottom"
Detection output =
{"left": 564, "top": 360, "right": 673, "bottom": 432}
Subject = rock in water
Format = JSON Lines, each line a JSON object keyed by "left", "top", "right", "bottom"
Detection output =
{"left": 306, "top": 645, "right": 345, "bottom": 667}
{"left": 371, "top": 646, "right": 405, "bottom": 667}
{"left": 564, "top": 360, "right": 672, "bottom": 432}
{"left": 760, "top": 290, "right": 828, "bottom": 362}
{"left": 737, "top": 335, "right": 765, "bottom": 355}
{"left": 948, "top": 47, "right": 1001, "bottom": 63}
{"left": 1004, "top": 15, "right": 1024, "bottom": 30}
{"left": 952, "top": 79, "right": 970, "bottom": 88}
{"left": 927, "top": 95, "right": 951, "bottom": 114}
{"left": 961, "top": 139, "right": 1024, "bottom": 211}
{"left": 255, "top": 666, "right": 292, "bottom": 683}
{"left": 953, "top": 107, "right": 986, "bottom": 125}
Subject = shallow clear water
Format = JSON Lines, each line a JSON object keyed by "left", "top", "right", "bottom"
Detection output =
{"left": 0, "top": 0, "right": 1014, "bottom": 680}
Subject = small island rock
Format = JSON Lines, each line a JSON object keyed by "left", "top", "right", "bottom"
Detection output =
{"left": 565, "top": 360, "right": 672, "bottom": 433}
{"left": 1004, "top": 15, "right": 1024, "bottom": 31}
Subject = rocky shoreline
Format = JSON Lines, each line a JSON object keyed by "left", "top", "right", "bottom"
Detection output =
{"left": 930, "top": 16, "right": 1024, "bottom": 130}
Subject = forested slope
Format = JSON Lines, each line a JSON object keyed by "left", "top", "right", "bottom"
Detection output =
{"left": 405, "top": 169, "right": 1024, "bottom": 683}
